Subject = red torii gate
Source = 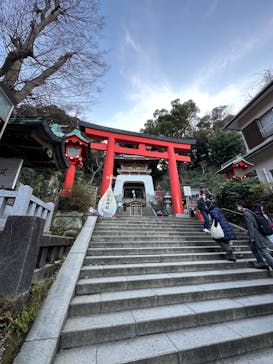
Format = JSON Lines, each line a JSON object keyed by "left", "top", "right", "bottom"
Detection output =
{"left": 79, "top": 122, "right": 195, "bottom": 216}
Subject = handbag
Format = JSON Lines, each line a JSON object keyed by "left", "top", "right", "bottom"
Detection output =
{"left": 210, "top": 220, "right": 225, "bottom": 239}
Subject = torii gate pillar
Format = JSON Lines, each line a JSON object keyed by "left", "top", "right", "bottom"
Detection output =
{"left": 101, "top": 136, "right": 115, "bottom": 195}
{"left": 168, "top": 145, "right": 183, "bottom": 215}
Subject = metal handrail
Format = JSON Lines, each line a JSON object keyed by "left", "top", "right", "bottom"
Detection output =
{"left": 221, "top": 207, "right": 243, "bottom": 216}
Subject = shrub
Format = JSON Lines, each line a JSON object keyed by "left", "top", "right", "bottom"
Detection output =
{"left": 216, "top": 178, "right": 273, "bottom": 213}
{"left": 62, "top": 183, "right": 94, "bottom": 213}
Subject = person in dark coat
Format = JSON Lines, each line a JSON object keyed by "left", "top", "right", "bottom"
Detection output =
{"left": 197, "top": 192, "right": 210, "bottom": 233}
{"left": 237, "top": 200, "right": 273, "bottom": 270}
{"left": 209, "top": 203, "right": 237, "bottom": 261}
{"left": 254, "top": 203, "right": 273, "bottom": 247}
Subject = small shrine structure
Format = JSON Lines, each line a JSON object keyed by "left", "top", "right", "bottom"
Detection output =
{"left": 217, "top": 154, "right": 253, "bottom": 181}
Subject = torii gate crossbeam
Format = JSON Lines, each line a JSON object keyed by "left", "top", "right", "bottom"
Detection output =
{"left": 79, "top": 122, "right": 196, "bottom": 216}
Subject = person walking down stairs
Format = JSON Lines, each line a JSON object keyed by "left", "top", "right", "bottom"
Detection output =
{"left": 208, "top": 202, "right": 237, "bottom": 262}
{"left": 197, "top": 192, "right": 210, "bottom": 233}
{"left": 237, "top": 200, "right": 273, "bottom": 270}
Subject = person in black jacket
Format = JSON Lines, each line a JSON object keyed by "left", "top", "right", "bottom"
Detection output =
{"left": 237, "top": 201, "right": 273, "bottom": 270}
{"left": 197, "top": 192, "right": 210, "bottom": 233}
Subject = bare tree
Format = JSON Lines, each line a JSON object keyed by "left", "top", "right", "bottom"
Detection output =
{"left": 0, "top": 0, "right": 107, "bottom": 106}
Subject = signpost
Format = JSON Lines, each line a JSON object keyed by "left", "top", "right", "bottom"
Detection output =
{"left": 0, "top": 82, "right": 17, "bottom": 140}
{"left": 183, "top": 186, "right": 192, "bottom": 215}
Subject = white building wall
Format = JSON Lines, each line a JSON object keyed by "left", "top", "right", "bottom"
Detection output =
{"left": 114, "top": 175, "right": 155, "bottom": 202}
{"left": 247, "top": 145, "right": 273, "bottom": 183}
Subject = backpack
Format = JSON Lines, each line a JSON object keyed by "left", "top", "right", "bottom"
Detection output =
{"left": 253, "top": 212, "right": 273, "bottom": 236}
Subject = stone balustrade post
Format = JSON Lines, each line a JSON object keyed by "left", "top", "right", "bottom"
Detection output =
{"left": 0, "top": 216, "right": 45, "bottom": 299}
{"left": 12, "top": 185, "right": 33, "bottom": 215}
{"left": 44, "top": 202, "right": 55, "bottom": 233}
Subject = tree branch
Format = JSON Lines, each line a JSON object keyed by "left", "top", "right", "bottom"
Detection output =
{"left": 15, "top": 52, "right": 76, "bottom": 102}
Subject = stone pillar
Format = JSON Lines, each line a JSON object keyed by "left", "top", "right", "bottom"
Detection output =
{"left": 0, "top": 216, "right": 45, "bottom": 299}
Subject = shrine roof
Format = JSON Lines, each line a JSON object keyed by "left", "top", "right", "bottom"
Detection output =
{"left": 79, "top": 121, "right": 196, "bottom": 145}
{"left": 217, "top": 154, "right": 253, "bottom": 173}
{"left": 65, "top": 128, "right": 90, "bottom": 143}
{"left": 0, "top": 117, "right": 68, "bottom": 169}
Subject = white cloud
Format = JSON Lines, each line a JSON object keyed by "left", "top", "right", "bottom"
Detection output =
{"left": 123, "top": 29, "right": 143, "bottom": 54}
{"left": 95, "top": 78, "right": 250, "bottom": 132}
{"left": 89, "top": 15, "right": 273, "bottom": 134}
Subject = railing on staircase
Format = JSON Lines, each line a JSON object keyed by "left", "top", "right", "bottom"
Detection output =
{"left": 221, "top": 207, "right": 245, "bottom": 228}
{"left": 0, "top": 184, "right": 54, "bottom": 232}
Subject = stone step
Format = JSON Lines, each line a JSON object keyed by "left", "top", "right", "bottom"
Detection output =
{"left": 54, "top": 313, "right": 273, "bottom": 364}
{"left": 86, "top": 245, "right": 249, "bottom": 256}
{"left": 95, "top": 220, "right": 203, "bottom": 225}
{"left": 96, "top": 220, "right": 202, "bottom": 225}
{"left": 90, "top": 239, "right": 248, "bottom": 248}
{"left": 70, "top": 278, "right": 273, "bottom": 316}
{"left": 83, "top": 251, "right": 253, "bottom": 265}
{"left": 97, "top": 217, "right": 200, "bottom": 221}
{"left": 80, "top": 259, "right": 255, "bottom": 278}
{"left": 76, "top": 268, "right": 271, "bottom": 294}
{"left": 215, "top": 346, "right": 273, "bottom": 363}
{"left": 60, "top": 293, "right": 273, "bottom": 348}
{"left": 91, "top": 235, "right": 247, "bottom": 242}
{"left": 94, "top": 226, "right": 211, "bottom": 232}
{"left": 92, "top": 233, "right": 246, "bottom": 240}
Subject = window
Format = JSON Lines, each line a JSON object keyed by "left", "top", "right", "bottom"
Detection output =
{"left": 242, "top": 120, "right": 264, "bottom": 149}
{"left": 258, "top": 108, "right": 273, "bottom": 138}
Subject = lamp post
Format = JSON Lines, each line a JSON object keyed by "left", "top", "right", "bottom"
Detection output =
{"left": 0, "top": 82, "right": 17, "bottom": 140}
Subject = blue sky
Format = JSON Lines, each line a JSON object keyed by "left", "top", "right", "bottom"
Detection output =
{"left": 83, "top": 0, "right": 273, "bottom": 132}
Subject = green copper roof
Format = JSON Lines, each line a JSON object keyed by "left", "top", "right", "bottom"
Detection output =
{"left": 50, "top": 123, "right": 66, "bottom": 137}
{"left": 65, "top": 128, "right": 90, "bottom": 143}
{"left": 217, "top": 154, "right": 253, "bottom": 173}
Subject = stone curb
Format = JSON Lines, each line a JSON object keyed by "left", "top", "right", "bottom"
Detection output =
{"left": 13, "top": 216, "right": 97, "bottom": 364}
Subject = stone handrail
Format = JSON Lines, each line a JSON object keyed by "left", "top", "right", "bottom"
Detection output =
{"left": 0, "top": 184, "right": 54, "bottom": 232}
{"left": 36, "top": 235, "right": 73, "bottom": 270}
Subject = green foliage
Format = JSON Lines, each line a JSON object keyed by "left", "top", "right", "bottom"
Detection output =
{"left": 209, "top": 131, "right": 245, "bottom": 167}
{"left": 63, "top": 183, "right": 93, "bottom": 213}
{"left": 50, "top": 220, "right": 68, "bottom": 236}
{"left": 141, "top": 101, "right": 245, "bottom": 173}
{"left": 216, "top": 178, "right": 265, "bottom": 210}
{"left": 0, "top": 279, "right": 53, "bottom": 364}
{"left": 141, "top": 99, "right": 199, "bottom": 138}
{"left": 179, "top": 166, "right": 226, "bottom": 194}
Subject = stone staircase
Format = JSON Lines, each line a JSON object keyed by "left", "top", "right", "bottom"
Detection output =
{"left": 54, "top": 216, "right": 273, "bottom": 364}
